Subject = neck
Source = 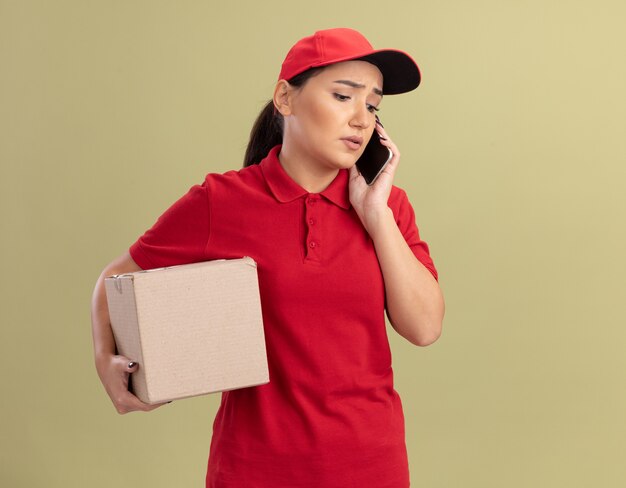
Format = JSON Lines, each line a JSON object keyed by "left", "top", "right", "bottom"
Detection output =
{"left": 278, "top": 143, "right": 339, "bottom": 194}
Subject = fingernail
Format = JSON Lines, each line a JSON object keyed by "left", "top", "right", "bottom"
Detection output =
{"left": 379, "top": 137, "right": 387, "bottom": 140}
{"left": 128, "top": 361, "right": 137, "bottom": 368}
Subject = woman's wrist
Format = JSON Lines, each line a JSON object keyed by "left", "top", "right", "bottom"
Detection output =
{"left": 364, "top": 206, "right": 395, "bottom": 241}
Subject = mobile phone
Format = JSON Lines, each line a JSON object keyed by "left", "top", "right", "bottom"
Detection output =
{"left": 355, "top": 125, "right": 393, "bottom": 185}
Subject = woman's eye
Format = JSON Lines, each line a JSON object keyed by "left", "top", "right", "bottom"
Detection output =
{"left": 334, "top": 93, "right": 380, "bottom": 113}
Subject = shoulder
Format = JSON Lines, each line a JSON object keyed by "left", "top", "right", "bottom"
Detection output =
{"left": 201, "top": 163, "right": 263, "bottom": 194}
{"left": 387, "top": 185, "right": 412, "bottom": 219}
{"left": 388, "top": 185, "right": 409, "bottom": 204}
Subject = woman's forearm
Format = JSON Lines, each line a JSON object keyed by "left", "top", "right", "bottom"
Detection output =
{"left": 91, "top": 252, "right": 142, "bottom": 365}
{"left": 91, "top": 270, "right": 117, "bottom": 363}
{"left": 90, "top": 252, "right": 164, "bottom": 413}
{"left": 369, "top": 208, "right": 445, "bottom": 346}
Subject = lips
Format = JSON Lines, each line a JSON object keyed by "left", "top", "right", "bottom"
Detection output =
{"left": 341, "top": 136, "right": 363, "bottom": 149}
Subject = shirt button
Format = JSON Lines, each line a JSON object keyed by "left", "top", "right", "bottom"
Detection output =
{"left": 309, "top": 241, "right": 317, "bottom": 248}
{"left": 308, "top": 218, "right": 315, "bottom": 225}
{"left": 307, "top": 197, "right": 317, "bottom": 205}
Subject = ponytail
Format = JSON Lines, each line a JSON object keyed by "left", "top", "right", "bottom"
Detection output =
{"left": 243, "top": 101, "right": 283, "bottom": 167}
{"left": 243, "top": 67, "right": 325, "bottom": 167}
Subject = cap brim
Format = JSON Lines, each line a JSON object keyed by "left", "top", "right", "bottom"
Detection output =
{"left": 294, "top": 47, "right": 421, "bottom": 95}
{"left": 356, "top": 50, "right": 421, "bottom": 94}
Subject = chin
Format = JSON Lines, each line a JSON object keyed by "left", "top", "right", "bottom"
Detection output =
{"left": 317, "top": 145, "right": 359, "bottom": 170}
{"left": 336, "top": 151, "right": 360, "bottom": 169}
{"left": 334, "top": 158, "right": 357, "bottom": 171}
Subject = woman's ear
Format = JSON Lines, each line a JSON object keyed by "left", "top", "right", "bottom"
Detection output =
{"left": 273, "top": 80, "right": 293, "bottom": 117}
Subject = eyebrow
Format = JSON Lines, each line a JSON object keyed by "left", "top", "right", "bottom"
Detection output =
{"left": 333, "top": 80, "right": 383, "bottom": 97}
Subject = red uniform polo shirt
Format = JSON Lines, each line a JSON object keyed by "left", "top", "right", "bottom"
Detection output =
{"left": 129, "top": 144, "right": 438, "bottom": 488}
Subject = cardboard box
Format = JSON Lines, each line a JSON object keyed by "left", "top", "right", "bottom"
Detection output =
{"left": 104, "top": 256, "right": 269, "bottom": 404}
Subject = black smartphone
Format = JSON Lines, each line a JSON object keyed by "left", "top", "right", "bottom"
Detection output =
{"left": 355, "top": 125, "right": 393, "bottom": 185}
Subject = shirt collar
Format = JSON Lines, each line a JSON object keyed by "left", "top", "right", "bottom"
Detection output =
{"left": 259, "top": 144, "right": 351, "bottom": 210}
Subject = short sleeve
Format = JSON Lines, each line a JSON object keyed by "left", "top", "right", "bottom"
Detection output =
{"left": 129, "top": 179, "right": 210, "bottom": 269}
{"left": 390, "top": 188, "right": 439, "bottom": 282}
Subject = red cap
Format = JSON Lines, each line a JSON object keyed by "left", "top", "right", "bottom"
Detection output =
{"left": 278, "top": 28, "right": 421, "bottom": 95}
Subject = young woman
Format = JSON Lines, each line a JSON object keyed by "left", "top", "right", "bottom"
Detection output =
{"left": 91, "top": 27, "right": 445, "bottom": 488}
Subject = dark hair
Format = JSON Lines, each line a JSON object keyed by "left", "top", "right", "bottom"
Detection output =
{"left": 243, "top": 67, "right": 325, "bottom": 167}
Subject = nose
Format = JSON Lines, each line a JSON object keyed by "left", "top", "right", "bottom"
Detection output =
{"left": 349, "top": 103, "right": 371, "bottom": 130}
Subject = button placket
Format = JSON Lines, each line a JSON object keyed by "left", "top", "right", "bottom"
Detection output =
{"left": 304, "top": 194, "right": 320, "bottom": 261}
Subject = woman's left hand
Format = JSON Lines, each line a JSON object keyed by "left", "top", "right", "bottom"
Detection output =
{"left": 348, "top": 120, "right": 400, "bottom": 236}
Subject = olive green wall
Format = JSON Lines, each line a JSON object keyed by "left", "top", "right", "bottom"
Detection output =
{"left": 2, "top": 1, "right": 624, "bottom": 486}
